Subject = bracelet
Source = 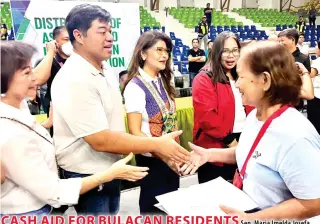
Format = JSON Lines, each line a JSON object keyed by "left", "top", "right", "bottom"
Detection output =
{"left": 301, "top": 72, "right": 309, "bottom": 76}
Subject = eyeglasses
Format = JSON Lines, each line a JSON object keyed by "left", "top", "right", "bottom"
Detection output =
{"left": 155, "top": 47, "right": 170, "bottom": 56}
{"left": 222, "top": 48, "right": 240, "bottom": 57}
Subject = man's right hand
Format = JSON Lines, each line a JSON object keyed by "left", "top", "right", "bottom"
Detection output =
{"left": 153, "top": 152, "right": 182, "bottom": 176}
{"left": 154, "top": 130, "right": 190, "bottom": 164}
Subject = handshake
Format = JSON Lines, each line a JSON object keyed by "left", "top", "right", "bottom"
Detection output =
{"left": 150, "top": 130, "right": 210, "bottom": 176}
{"left": 110, "top": 131, "right": 210, "bottom": 184}
{"left": 164, "top": 142, "right": 210, "bottom": 176}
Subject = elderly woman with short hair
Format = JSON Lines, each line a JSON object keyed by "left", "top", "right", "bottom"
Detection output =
{"left": 182, "top": 41, "right": 320, "bottom": 220}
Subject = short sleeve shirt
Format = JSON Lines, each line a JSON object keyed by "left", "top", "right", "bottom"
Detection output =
{"left": 188, "top": 49, "right": 206, "bottom": 73}
{"left": 51, "top": 53, "right": 125, "bottom": 174}
{"left": 236, "top": 108, "right": 320, "bottom": 209}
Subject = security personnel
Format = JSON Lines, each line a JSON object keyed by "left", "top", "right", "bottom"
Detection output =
{"left": 197, "top": 16, "right": 209, "bottom": 51}
{"left": 296, "top": 16, "right": 306, "bottom": 33}
{"left": 1, "top": 24, "right": 8, "bottom": 41}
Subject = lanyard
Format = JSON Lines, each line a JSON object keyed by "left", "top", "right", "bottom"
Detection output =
{"left": 137, "top": 75, "right": 176, "bottom": 134}
{"left": 137, "top": 75, "right": 175, "bottom": 117}
{"left": 233, "top": 105, "right": 290, "bottom": 190}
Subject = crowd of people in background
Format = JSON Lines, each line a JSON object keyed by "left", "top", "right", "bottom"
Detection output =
{"left": 1, "top": 1, "right": 320, "bottom": 221}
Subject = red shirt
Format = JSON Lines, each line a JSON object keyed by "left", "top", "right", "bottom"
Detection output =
{"left": 192, "top": 71, "right": 255, "bottom": 150}
{"left": 192, "top": 72, "right": 235, "bottom": 150}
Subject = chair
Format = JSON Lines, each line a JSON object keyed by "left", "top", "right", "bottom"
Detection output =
{"left": 305, "top": 35, "right": 310, "bottom": 42}
{"left": 310, "top": 41, "right": 317, "bottom": 47}
{"left": 144, "top": 26, "right": 151, "bottom": 32}
{"left": 175, "top": 42, "right": 184, "bottom": 48}
{"left": 217, "top": 27, "right": 223, "bottom": 33}
{"left": 181, "top": 54, "right": 188, "bottom": 62}
{"left": 183, "top": 45, "right": 190, "bottom": 52}
{"left": 170, "top": 32, "right": 176, "bottom": 39}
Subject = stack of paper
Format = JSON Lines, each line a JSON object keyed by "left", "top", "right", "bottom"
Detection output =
{"left": 155, "top": 177, "right": 258, "bottom": 215}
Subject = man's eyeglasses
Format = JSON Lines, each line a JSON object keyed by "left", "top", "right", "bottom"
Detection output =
{"left": 222, "top": 48, "right": 240, "bottom": 57}
{"left": 156, "top": 47, "right": 170, "bottom": 56}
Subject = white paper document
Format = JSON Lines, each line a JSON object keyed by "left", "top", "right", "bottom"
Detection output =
{"left": 155, "top": 177, "right": 258, "bottom": 215}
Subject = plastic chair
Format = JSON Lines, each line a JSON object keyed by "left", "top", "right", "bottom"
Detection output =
{"left": 173, "top": 46, "right": 181, "bottom": 53}
{"left": 181, "top": 54, "right": 188, "bottom": 62}
{"left": 305, "top": 36, "right": 310, "bottom": 42}
{"left": 183, "top": 46, "right": 190, "bottom": 54}
{"left": 311, "top": 41, "right": 317, "bottom": 47}
{"left": 144, "top": 26, "right": 151, "bottom": 32}
{"left": 175, "top": 39, "right": 183, "bottom": 47}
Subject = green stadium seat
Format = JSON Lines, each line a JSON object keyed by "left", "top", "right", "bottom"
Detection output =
{"left": 233, "top": 8, "right": 296, "bottom": 28}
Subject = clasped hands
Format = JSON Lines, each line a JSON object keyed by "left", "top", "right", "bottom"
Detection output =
{"left": 156, "top": 131, "right": 237, "bottom": 176}
{"left": 157, "top": 141, "right": 210, "bottom": 177}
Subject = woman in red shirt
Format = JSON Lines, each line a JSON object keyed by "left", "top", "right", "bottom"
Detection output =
{"left": 192, "top": 32, "right": 313, "bottom": 185}
{"left": 192, "top": 31, "right": 247, "bottom": 184}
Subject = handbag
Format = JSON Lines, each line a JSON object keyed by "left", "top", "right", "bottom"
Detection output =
{"left": 233, "top": 105, "right": 290, "bottom": 190}
{"left": 0, "top": 117, "right": 60, "bottom": 177}
{"left": 27, "top": 100, "right": 41, "bottom": 115}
